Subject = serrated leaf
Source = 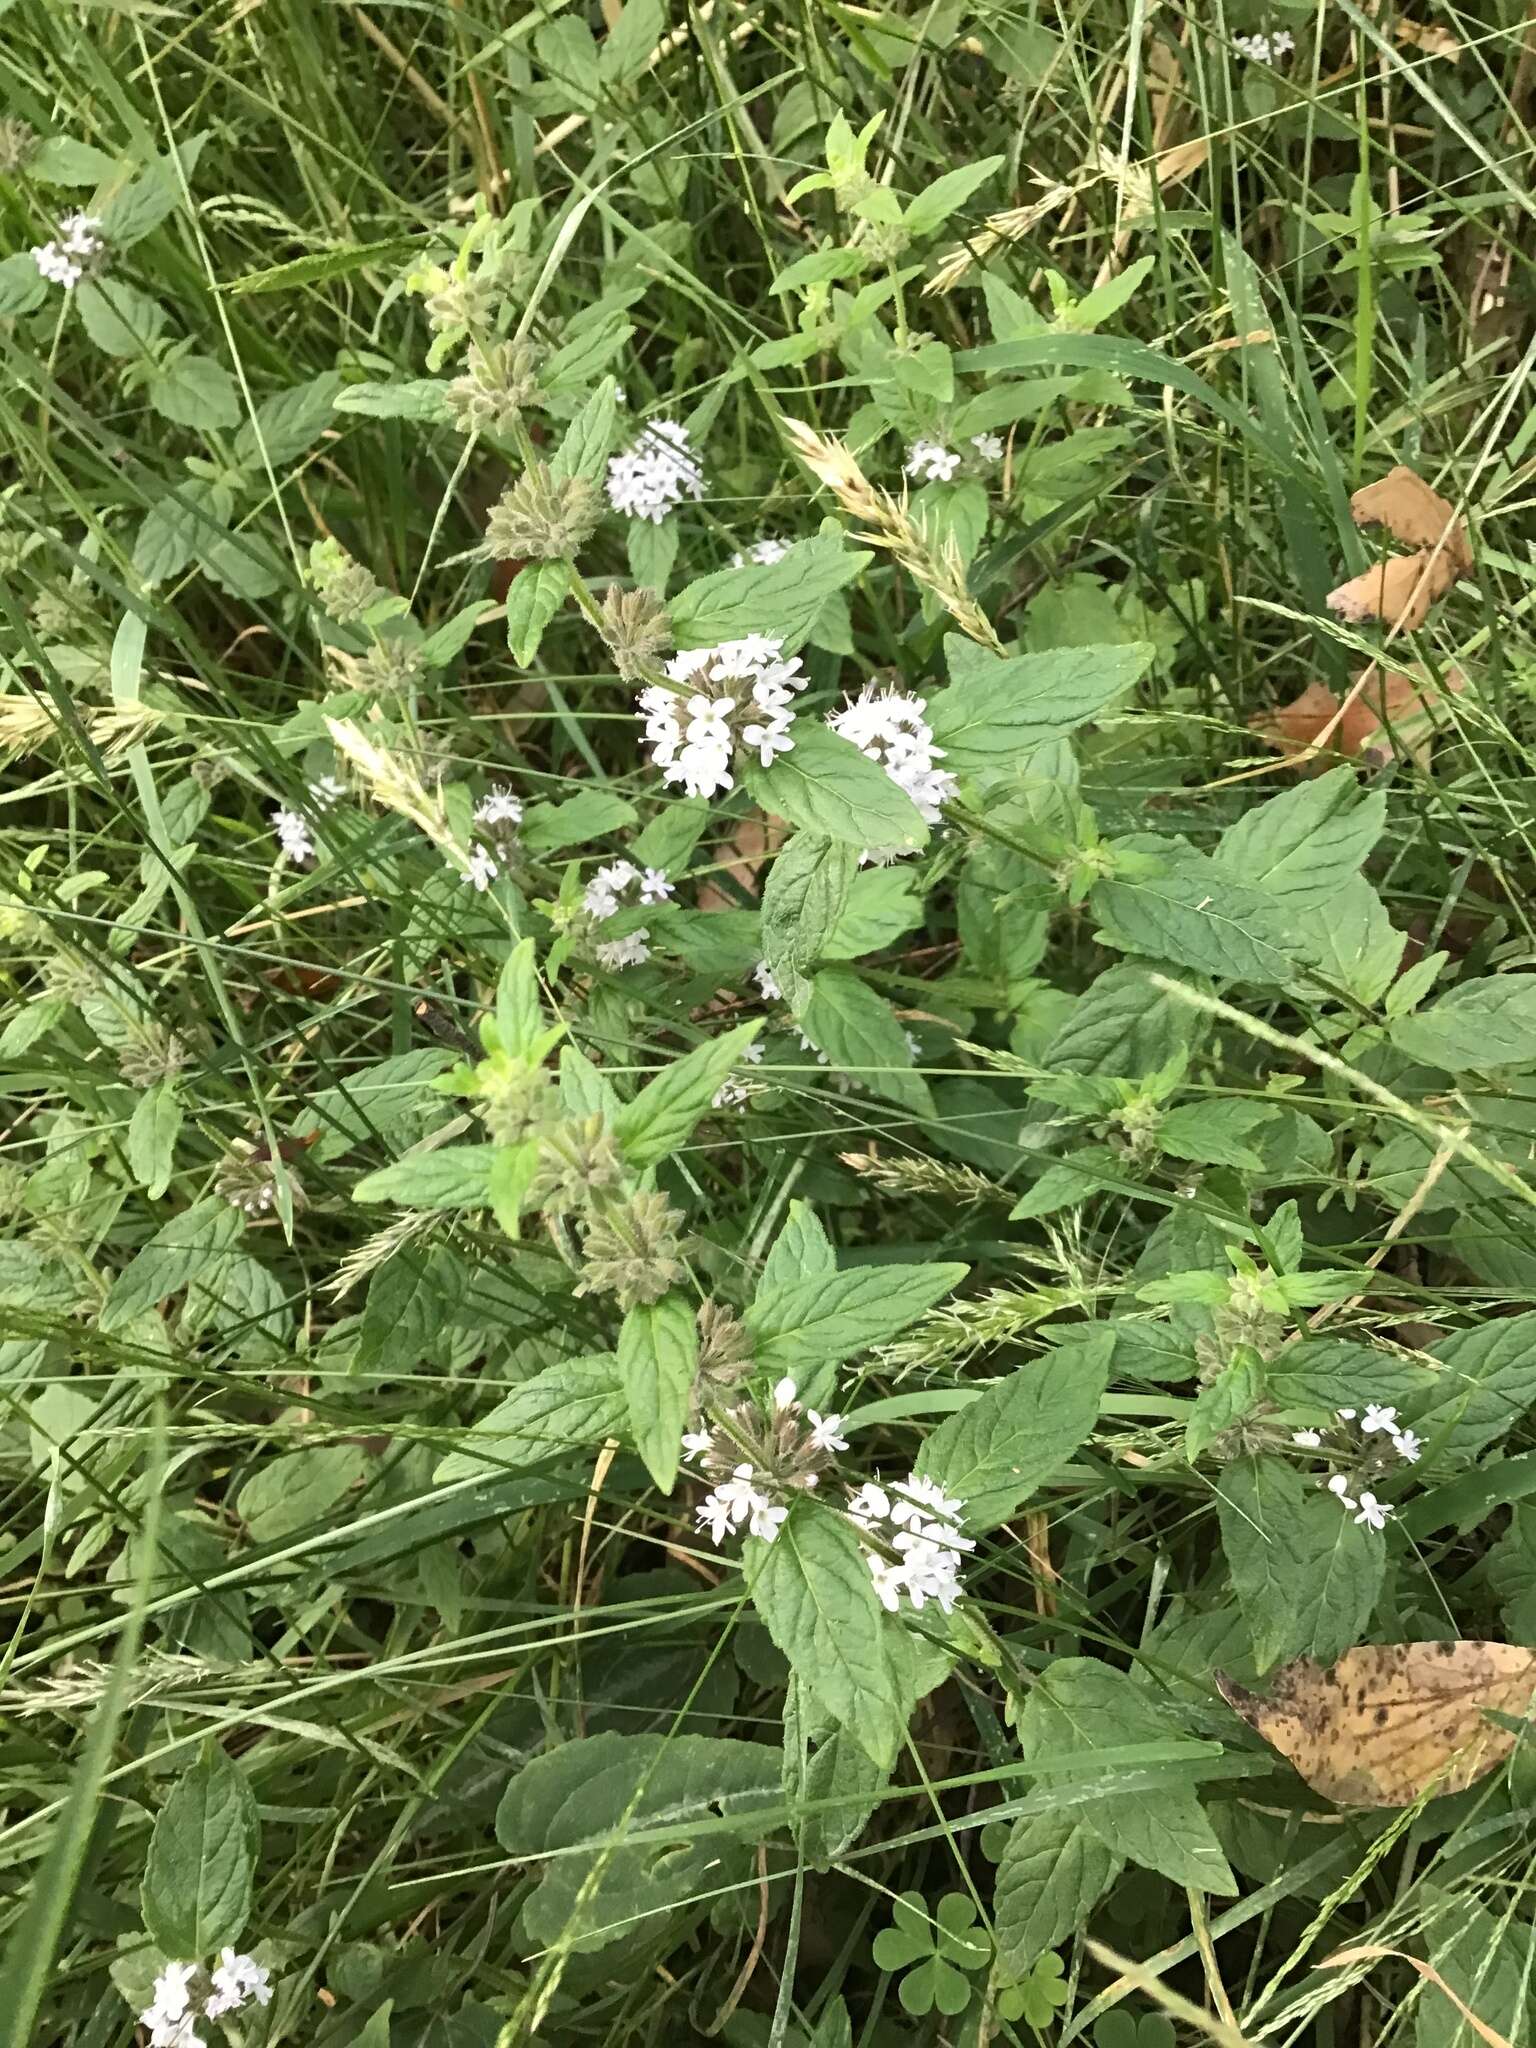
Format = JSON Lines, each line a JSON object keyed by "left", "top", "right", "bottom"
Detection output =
{"left": 1415, "top": 1312, "right": 1536, "bottom": 1462}
{"left": 126, "top": 1079, "right": 181, "bottom": 1201}
{"left": 926, "top": 636, "right": 1151, "bottom": 772}
{"left": 670, "top": 536, "right": 869, "bottom": 655}
{"left": 235, "top": 371, "right": 341, "bottom": 466}
{"left": 100, "top": 1196, "right": 244, "bottom": 1334}
{"left": 747, "top": 724, "right": 928, "bottom": 850}
{"left": 141, "top": 1748, "right": 258, "bottom": 1957}
{"left": 519, "top": 788, "right": 637, "bottom": 853}
{"left": 995, "top": 1811, "right": 1121, "bottom": 1974}
{"left": 1217, "top": 1456, "right": 1385, "bottom": 1672}
{"left": 75, "top": 277, "right": 166, "bottom": 356}
{"left": 0, "top": 252, "right": 48, "bottom": 318}
{"left": 353, "top": 1144, "right": 495, "bottom": 1210}
{"left": 746, "top": 1261, "right": 967, "bottom": 1402}
{"left": 613, "top": 1021, "right": 762, "bottom": 1168}
{"left": 1092, "top": 838, "right": 1301, "bottom": 985}
{"left": 148, "top": 353, "right": 241, "bottom": 431}
{"left": 238, "top": 1444, "right": 364, "bottom": 1543}
{"left": 434, "top": 1354, "right": 626, "bottom": 1483}
{"left": 800, "top": 969, "right": 932, "bottom": 1114}
{"left": 759, "top": 1200, "right": 836, "bottom": 1297}
{"left": 224, "top": 236, "right": 414, "bottom": 296}
{"left": 618, "top": 1292, "right": 698, "bottom": 1491}
{"left": 749, "top": 1506, "right": 905, "bottom": 1767}
{"left": 761, "top": 833, "right": 856, "bottom": 1015}
{"left": 1216, "top": 765, "right": 1385, "bottom": 914}
{"left": 903, "top": 155, "right": 1005, "bottom": 237}
{"left": 333, "top": 377, "right": 452, "bottom": 422}
{"left": 506, "top": 559, "right": 570, "bottom": 667}
{"left": 824, "top": 868, "right": 922, "bottom": 959}
{"left": 550, "top": 377, "right": 618, "bottom": 483}
{"left": 916, "top": 1329, "right": 1109, "bottom": 1529}
{"left": 1388, "top": 976, "right": 1536, "bottom": 1073}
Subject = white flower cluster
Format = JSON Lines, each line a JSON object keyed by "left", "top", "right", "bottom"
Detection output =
{"left": 752, "top": 960, "right": 781, "bottom": 1002}
{"left": 139, "top": 1953, "right": 272, "bottom": 2047}
{"left": 848, "top": 1473, "right": 974, "bottom": 1614}
{"left": 904, "top": 434, "right": 1004, "bottom": 483}
{"left": 1292, "top": 1402, "right": 1420, "bottom": 1532}
{"left": 583, "top": 857, "right": 673, "bottom": 921}
{"left": 827, "top": 683, "right": 956, "bottom": 857}
{"left": 687, "top": 1377, "right": 848, "bottom": 1543}
{"left": 271, "top": 774, "right": 346, "bottom": 866}
{"left": 1234, "top": 27, "right": 1295, "bottom": 60}
{"left": 637, "top": 636, "right": 807, "bottom": 798}
{"left": 462, "top": 784, "right": 524, "bottom": 892}
{"left": 731, "top": 537, "right": 791, "bottom": 568}
{"left": 32, "top": 211, "right": 103, "bottom": 289}
{"left": 605, "top": 418, "right": 705, "bottom": 523}
{"left": 713, "top": 1038, "right": 765, "bottom": 1108}
{"left": 595, "top": 928, "right": 651, "bottom": 971}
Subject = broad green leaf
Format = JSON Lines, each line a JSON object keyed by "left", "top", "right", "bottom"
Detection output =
{"left": 630, "top": 798, "right": 710, "bottom": 874}
{"left": 1019, "top": 1659, "right": 1235, "bottom": 1894}
{"left": 824, "top": 868, "right": 923, "bottom": 959}
{"left": 995, "top": 1811, "right": 1121, "bottom": 1974}
{"left": 916, "top": 1329, "right": 1109, "bottom": 1529}
{"left": 417, "top": 603, "right": 488, "bottom": 668}
{"left": 1266, "top": 1339, "right": 1435, "bottom": 1418}
{"left": 237, "top": 1444, "right": 364, "bottom": 1544}
{"left": 1388, "top": 975, "right": 1536, "bottom": 1073}
{"left": 749, "top": 1506, "right": 906, "bottom": 1766}
{"left": 783, "top": 1676, "right": 890, "bottom": 1868}
{"left": 225, "top": 237, "right": 413, "bottom": 296}
{"left": 506, "top": 560, "right": 570, "bottom": 667}
{"left": 1303, "top": 874, "right": 1405, "bottom": 1007}
{"left": 1091, "top": 837, "right": 1301, "bottom": 985}
{"left": 618, "top": 1292, "right": 698, "bottom": 1491}
{"left": 1044, "top": 961, "right": 1210, "bottom": 1078}
{"left": 148, "top": 353, "right": 241, "bottom": 432}
{"left": 495, "top": 1732, "right": 779, "bottom": 1952}
{"left": 759, "top": 1200, "right": 836, "bottom": 1297}
{"left": 1218, "top": 1457, "right": 1384, "bottom": 1672}
{"left": 550, "top": 377, "right": 618, "bottom": 483}
{"left": 141, "top": 1748, "right": 258, "bottom": 1957}
{"left": 1185, "top": 1351, "right": 1264, "bottom": 1461}
{"left": 0, "top": 251, "right": 48, "bottom": 318}
{"left": 353, "top": 1144, "right": 495, "bottom": 1210}
{"left": 926, "top": 636, "right": 1151, "bottom": 772}
{"left": 746, "top": 1261, "right": 967, "bottom": 1402}
{"left": 903, "top": 154, "right": 1005, "bottom": 237}
{"left": 670, "top": 535, "right": 868, "bottom": 654}
{"left": 760, "top": 832, "right": 856, "bottom": 1014}
{"left": 520, "top": 788, "right": 637, "bottom": 853}
{"left": 614, "top": 1020, "right": 762, "bottom": 1168}
{"left": 748, "top": 723, "right": 928, "bottom": 850}
{"left": 75, "top": 277, "right": 166, "bottom": 356}
{"left": 1415, "top": 1312, "right": 1536, "bottom": 1463}
{"left": 99, "top": 160, "right": 183, "bottom": 248}
{"left": 799, "top": 969, "right": 932, "bottom": 1114}
{"left": 1419, "top": 1899, "right": 1534, "bottom": 2048}
{"left": 126, "top": 1080, "right": 181, "bottom": 1201}
{"left": 1158, "top": 1099, "right": 1279, "bottom": 1170}
{"left": 627, "top": 513, "right": 679, "bottom": 595}
{"left": 29, "top": 137, "right": 117, "bottom": 184}
{"left": 235, "top": 371, "right": 341, "bottom": 466}
{"left": 1216, "top": 766, "right": 1384, "bottom": 914}
{"left": 494, "top": 938, "right": 544, "bottom": 1058}
{"left": 100, "top": 1197, "right": 243, "bottom": 1333}
{"left": 434, "top": 1354, "right": 626, "bottom": 1483}
{"left": 332, "top": 378, "right": 452, "bottom": 423}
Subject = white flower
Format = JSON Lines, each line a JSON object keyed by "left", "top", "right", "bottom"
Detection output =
{"left": 32, "top": 211, "right": 103, "bottom": 289}
{"left": 637, "top": 638, "right": 808, "bottom": 794}
{"left": 772, "top": 1376, "right": 798, "bottom": 1410}
{"left": 748, "top": 1497, "right": 789, "bottom": 1541}
{"left": 144, "top": 2020, "right": 206, "bottom": 2048}
{"left": 826, "top": 684, "right": 956, "bottom": 850}
{"left": 1360, "top": 1404, "right": 1398, "bottom": 1435}
{"left": 713, "top": 1039, "right": 764, "bottom": 1109}
{"left": 846, "top": 1480, "right": 891, "bottom": 1528}
{"left": 905, "top": 439, "right": 961, "bottom": 484}
{"left": 1353, "top": 1491, "right": 1392, "bottom": 1532}
{"left": 595, "top": 927, "right": 651, "bottom": 970}
{"left": 971, "top": 432, "right": 1004, "bottom": 463}
{"left": 143, "top": 1964, "right": 198, "bottom": 2025}
{"left": 1234, "top": 27, "right": 1295, "bottom": 61}
{"left": 1291, "top": 1429, "right": 1322, "bottom": 1449}
{"left": 892, "top": 1532, "right": 967, "bottom": 1613}
{"left": 272, "top": 806, "right": 315, "bottom": 864}
{"left": 732, "top": 537, "right": 792, "bottom": 567}
{"left": 847, "top": 1471, "right": 972, "bottom": 1614}
{"left": 205, "top": 1950, "right": 272, "bottom": 2017}
{"left": 698, "top": 1464, "right": 778, "bottom": 1545}
{"left": 868, "top": 1553, "right": 907, "bottom": 1611}
{"left": 741, "top": 716, "right": 795, "bottom": 766}
{"left": 1391, "top": 1428, "right": 1422, "bottom": 1463}
{"left": 309, "top": 773, "right": 347, "bottom": 806}
{"left": 474, "top": 784, "right": 524, "bottom": 829}
{"left": 753, "top": 960, "right": 782, "bottom": 1002}
{"left": 892, "top": 1474, "right": 969, "bottom": 1525}
{"left": 639, "top": 866, "right": 674, "bottom": 904}
{"left": 1336, "top": 1407, "right": 1357, "bottom": 1421}
{"left": 681, "top": 1427, "right": 714, "bottom": 1461}
{"left": 1325, "top": 1472, "right": 1357, "bottom": 1509}
{"left": 606, "top": 417, "right": 705, "bottom": 523}
{"left": 584, "top": 879, "right": 621, "bottom": 920}
{"left": 463, "top": 845, "right": 499, "bottom": 892}
{"left": 807, "top": 1410, "right": 848, "bottom": 1454}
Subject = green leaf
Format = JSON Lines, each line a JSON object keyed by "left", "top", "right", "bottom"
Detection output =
{"left": 1217, "top": 1456, "right": 1385, "bottom": 1671}
{"left": 759, "top": 1200, "right": 836, "bottom": 1297}
{"left": 99, "top": 160, "right": 183, "bottom": 248}
{"left": 148, "top": 353, "right": 242, "bottom": 431}
{"left": 506, "top": 560, "right": 570, "bottom": 667}
{"left": 926, "top": 637, "right": 1151, "bottom": 773}
{"left": 235, "top": 371, "right": 341, "bottom": 466}
{"left": 614, "top": 1020, "right": 763, "bottom": 1168}
{"left": 1158, "top": 1099, "right": 1279, "bottom": 1170}
{"left": 917, "top": 1329, "right": 1109, "bottom": 1529}
{"left": 100, "top": 1197, "right": 244, "bottom": 1334}
{"left": 824, "top": 868, "right": 922, "bottom": 959}
{"left": 784, "top": 1676, "right": 890, "bottom": 1868}
{"left": 520, "top": 788, "right": 637, "bottom": 853}
{"left": 141, "top": 1748, "right": 259, "bottom": 1956}
{"left": 1091, "top": 838, "right": 1301, "bottom": 985}
{"left": 1415, "top": 1312, "right": 1536, "bottom": 1463}
{"left": 224, "top": 236, "right": 415, "bottom": 296}
{"left": 434, "top": 1354, "right": 626, "bottom": 1483}
{"left": 995, "top": 1810, "right": 1121, "bottom": 1975}
{"left": 0, "top": 252, "right": 49, "bottom": 318}
{"left": 550, "top": 376, "right": 618, "bottom": 482}
{"left": 746, "top": 1261, "right": 967, "bottom": 1400}
{"left": 749, "top": 1506, "right": 906, "bottom": 1767}
{"left": 493, "top": 938, "right": 544, "bottom": 1058}
{"left": 75, "top": 277, "right": 166, "bottom": 356}
{"left": 1388, "top": 975, "right": 1536, "bottom": 1073}
{"left": 670, "top": 535, "right": 868, "bottom": 654}
{"left": 746, "top": 723, "right": 924, "bottom": 850}
{"left": 1019, "top": 1660, "right": 1235, "bottom": 1894}
{"left": 627, "top": 514, "right": 679, "bottom": 594}
{"left": 238, "top": 1443, "right": 364, "bottom": 1544}
{"left": 417, "top": 602, "right": 488, "bottom": 668}
{"left": 1185, "top": 1351, "right": 1264, "bottom": 1461}
{"left": 761, "top": 833, "right": 857, "bottom": 1015}
{"left": 29, "top": 137, "right": 117, "bottom": 185}
{"left": 126, "top": 1079, "right": 181, "bottom": 1201}
{"left": 1303, "top": 874, "right": 1405, "bottom": 1007}
{"left": 1044, "top": 961, "right": 1210, "bottom": 1078}
{"left": 799, "top": 970, "right": 932, "bottom": 1114}
{"left": 618, "top": 1292, "right": 698, "bottom": 1492}
{"left": 353, "top": 1144, "right": 496, "bottom": 1210}
{"left": 333, "top": 377, "right": 451, "bottom": 422}
{"left": 1216, "top": 766, "right": 1385, "bottom": 915}
{"left": 903, "top": 155, "right": 1005, "bottom": 237}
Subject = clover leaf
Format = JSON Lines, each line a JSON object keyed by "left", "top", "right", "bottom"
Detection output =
{"left": 871, "top": 1890, "right": 991, "bottom": 2017}
{"left": 996, "top": 1949, "right": 1070, "bottom": 2028}
{"left": 1094, "top": 2011, "right": 1176, "bottom": 2048}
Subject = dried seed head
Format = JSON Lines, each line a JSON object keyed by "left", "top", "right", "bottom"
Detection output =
{"left": 696, "top": 1298, "right": 754, "bottom": 1383}
{"left": 326, "top": 636, "right": 424, "bottom": 700}
{"left": 446, "top": 339, "right": 543, "bottom": 435}
{"left": 117, "top": 1021, "right": 188, "bottom": 1089}
{"left": 309, "top": 537, "right": 390, "bottom": 625}
{"left": 528, "top": 1114, "right": 624, "bottom": 1210}
{"left": 575, "top": 1190, "right": 689, "bottom": 1311}
{"left": 484, "top": 463, "right": 602, "bottom": 562}
{"left": 215, "top": 1144, "right": 305, "bottom": 1220}
{"left": 599, "top": 583, "right": 673, "bottom": 681}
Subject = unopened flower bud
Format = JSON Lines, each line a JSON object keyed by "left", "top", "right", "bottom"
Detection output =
{"left": 529, "top": 1114, "right": 624, "bottom": 1211}
{"left": 599, "top": 583, "right": 672, "bottom": 681}
{"left": 575, "top": 1190, "right": 688, "bottom": 1310}
{"left": 446, "top": 339, "right": 542, "bottom": 435}
{"left": 309, "top": 537, "right": 389, "bottom": 625}
{"left": 484, "top": 463, "right": 602, "bottom": 562}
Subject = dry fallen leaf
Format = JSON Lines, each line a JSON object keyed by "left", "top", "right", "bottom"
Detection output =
{"left": 1394, "top": 20, "right": 1463, "bottom": 59}
{"left": 1216, "top": 1642, "right": 1536, "bottom": 1807}
{"left": 1349, "top": 465, "right": 1472, "bottom": 571}
{"left": 1324, "top": 464, "right": 1473, "bottom": 630}
{"left": 1250, "top": 665, "right": 1464, "bottom": 771}
{"left": 1327, "top": 550, "right": 1459, "bottom": 632}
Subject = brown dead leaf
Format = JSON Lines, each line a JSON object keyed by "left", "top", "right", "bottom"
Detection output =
{"left": 1215, "top": 1642, "right": 1536, "bottom": 1807}
{"left": 1349, "top": 465, "right": 1472, "bottom": 575}
{"left": 1320, "top": 463, "right": 1473, "bottom": 633}
{"left": 1394, "top": 19, "right": 1463, "bottom": 59}
{"left": 1249, "top": 665, "right": 1464, "bottom": 771}
{"left": 1327, "top": 550, "right": 1459, "bottom": 632}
